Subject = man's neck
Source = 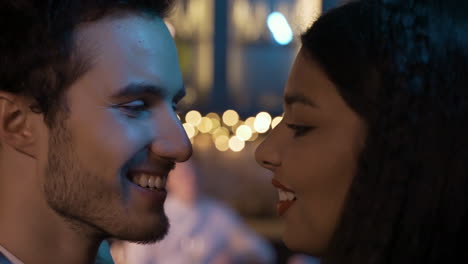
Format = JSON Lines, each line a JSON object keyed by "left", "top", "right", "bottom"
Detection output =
{"left": 0, "top": 176, "right": 102, "bottom": 264}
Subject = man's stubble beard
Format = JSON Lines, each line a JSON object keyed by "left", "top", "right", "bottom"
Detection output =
{"left": 42, "top": 117, "right": 169, "bottom": 244}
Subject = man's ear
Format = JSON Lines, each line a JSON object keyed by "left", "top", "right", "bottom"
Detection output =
{"left": 0, "top": 92, "right": 38, "bottom": 158}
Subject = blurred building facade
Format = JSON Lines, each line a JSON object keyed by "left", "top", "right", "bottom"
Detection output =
{"left": 168, "top": 0, "right": 334, "bottom": 115}
{"left": 165, "top": 0, "right": 338, "bottom": 218}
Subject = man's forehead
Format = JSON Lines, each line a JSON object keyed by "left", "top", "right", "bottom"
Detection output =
{"left": 71, "top": 13, "right": 183, "bottom": 97}
{"left": 75, "top": 14, "right": 171, "bottom": 54}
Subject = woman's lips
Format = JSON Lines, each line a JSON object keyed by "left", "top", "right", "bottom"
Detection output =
{"left": 272, "top": 179, "right": 297, "bottom": 216}
{"left": 277, "top": 200, "right": 296, "bottom": 216}
{"left": 272, "top": 179, "right": 295, "bottom": 192}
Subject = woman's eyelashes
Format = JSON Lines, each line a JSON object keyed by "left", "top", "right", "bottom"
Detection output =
{"left": 286, "top": 123, "right": 315, "bottom": 137}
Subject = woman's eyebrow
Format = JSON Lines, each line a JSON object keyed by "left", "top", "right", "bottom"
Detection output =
{"left": 284, "top": 93, "right": 320, "bottom": 108}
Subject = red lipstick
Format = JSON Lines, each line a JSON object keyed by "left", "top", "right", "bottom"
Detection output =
{"left": 272, "top": 179, "right": 297, "bottom": 216}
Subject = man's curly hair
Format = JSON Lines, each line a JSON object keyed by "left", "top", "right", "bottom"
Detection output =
{"left": 301, "top": 0, "right": 468, "bottom": 263}
{"left": 0, "top": 0, "right": 174, "bottom": 126}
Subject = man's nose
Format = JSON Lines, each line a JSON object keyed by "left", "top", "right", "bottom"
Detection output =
{"left": 150, "top": 112, "right": 192, "bottom": 162}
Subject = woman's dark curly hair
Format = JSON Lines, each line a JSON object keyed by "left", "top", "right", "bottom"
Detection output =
{"left": 300, "top": 0, "right": 468, "bottom": 263}
{"left": 0, "top": 0, "right": 174, "bottom": 127}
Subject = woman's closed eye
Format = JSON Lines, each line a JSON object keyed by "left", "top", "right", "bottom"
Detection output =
{"left": 286, "top": 124, "right": 315, "bottom": 137}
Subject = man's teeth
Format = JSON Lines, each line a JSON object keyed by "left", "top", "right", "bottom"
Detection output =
{"left": 278, "top": 189, "right": 296, "bottom": 202}
{"left": 131, "top": 174, "right": 166, "bottom": 189}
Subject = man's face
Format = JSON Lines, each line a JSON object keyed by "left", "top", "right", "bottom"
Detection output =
{"left": 41, "top": 14, "right": 192, "bottom": 243}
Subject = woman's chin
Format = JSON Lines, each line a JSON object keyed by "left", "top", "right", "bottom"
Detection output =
{"left": 282, "top": 233, "right": 326, "bottom": 257}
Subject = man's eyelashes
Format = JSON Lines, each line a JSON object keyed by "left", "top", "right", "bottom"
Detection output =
{"left": 114, "top": 99, "right": 181, "bottom": 118}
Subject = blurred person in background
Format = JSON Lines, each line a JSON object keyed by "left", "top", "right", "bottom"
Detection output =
{"left": 111, "top": 157, "right": 275, "bottom": 264}
{"left": 255, "top": 0, "right": 468, "bottom": 263}
{"left": 287, "top": 254, "right": 319, "bottom": 264}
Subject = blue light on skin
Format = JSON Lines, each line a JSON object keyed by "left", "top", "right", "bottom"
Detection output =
{"left": 267, "top": 12, "right": 294, "bottom": 45}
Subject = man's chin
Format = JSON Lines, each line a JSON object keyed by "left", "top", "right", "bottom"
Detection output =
{"left": 112, "top": 216, "right": 170, "bottom": 244}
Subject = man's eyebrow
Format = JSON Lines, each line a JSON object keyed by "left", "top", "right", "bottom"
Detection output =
{"left": 111, "top": 82, "right": 186, "bottom": 102}
{"left": 284, "top": 93, "right": 319, "bottom": 108}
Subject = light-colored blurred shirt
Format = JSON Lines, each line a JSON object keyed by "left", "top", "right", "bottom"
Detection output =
{"left": 288, "top": 254, "right": 320, "bottom": 264}
{"left": 0, "top": 244, "right": 23, "bottom": 264}
{"left": 113, "top": 196, "right": 275, "bottom": 264}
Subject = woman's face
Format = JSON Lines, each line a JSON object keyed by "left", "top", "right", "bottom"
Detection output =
{"left": 255, "top": 49, "right": 367, "bottom": 255}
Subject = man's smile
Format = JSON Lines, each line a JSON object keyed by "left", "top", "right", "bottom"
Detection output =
{"left": 128, "top": 172, "right": 167, "bottom": 191}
